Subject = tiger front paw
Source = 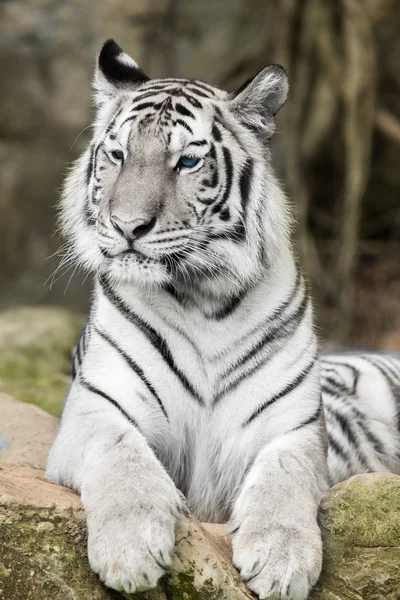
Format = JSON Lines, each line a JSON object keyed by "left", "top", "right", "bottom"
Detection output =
{"left": 231, "top": 521, "right": 322, "bottom": 599}
{"left": 83, "top": 471, "right": 183, "bottom": 593}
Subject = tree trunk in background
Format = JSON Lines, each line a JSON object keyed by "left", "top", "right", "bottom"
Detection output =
{"left": 268, "top": 0, "right": 376, "bottom": 338}
{"left": 1, "top": 0, "right": 399, "bottom": 342}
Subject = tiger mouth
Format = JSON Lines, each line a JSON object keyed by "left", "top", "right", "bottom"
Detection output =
{"left": 100, "top": 247, "right": 143, "bottom": 258}
{"left": 101, "top": 245, "right": 189, "bottom": 262}
{"left": 100, "top": 246, "right": 168, "bottom": 271}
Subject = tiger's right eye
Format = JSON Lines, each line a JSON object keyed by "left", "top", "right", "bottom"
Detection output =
{"left": 111, "top": 149, "right": 124, "bottom": 161}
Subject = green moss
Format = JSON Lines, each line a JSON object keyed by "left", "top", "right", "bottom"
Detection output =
{"left": 0, "top": 374, "right": 69, "bottom": 416}
{"left": 310, "top": 474, "right": 400, "bottom": 600}
{"left": 0, "top": 307, "right": 83, "bottom": 416}
{"left": 321, "top": 474, "right": 400, "bottom": 548}
{"left": 0, "top": 368, "right": 69, "bottom": 416}
{"left": 0, "top": 503, "right": 114, "bottom": 600}
{"left": 0, "top": 502, "right": 234, "bottom": 600}
{"left": 159, "top": 570, "right": 226, "bottom": 600}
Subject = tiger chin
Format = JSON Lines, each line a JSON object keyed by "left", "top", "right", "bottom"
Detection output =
{"left": 46, "top": 39, "right": 400, "bottom": 599}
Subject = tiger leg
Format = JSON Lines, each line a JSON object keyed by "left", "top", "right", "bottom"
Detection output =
{"left": 230, "top": 417, "right": 328, "bottom": 599}
{"left": 46, "top": 378, "right": 182, "bottom": 594}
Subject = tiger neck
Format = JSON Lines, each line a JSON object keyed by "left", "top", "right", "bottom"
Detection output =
{"left": 99, "top": 246, "right": 299, "bottom": 330}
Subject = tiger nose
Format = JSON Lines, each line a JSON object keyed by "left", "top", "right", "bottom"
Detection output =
{"left": 110, "top": 215, "right": 157, "bottom": 241}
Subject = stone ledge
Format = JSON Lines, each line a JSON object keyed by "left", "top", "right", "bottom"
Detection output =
{"left": 0, "top": 393, "right": 58, "bottom": 470}
{"left": 0, "top": 464, "right": 251, "bottom": 600}
{"left": 1, "top": 464, "right": 400, "bottom": 599}
{"left": 1, "top": 394, "right": 400, "bottom": 599}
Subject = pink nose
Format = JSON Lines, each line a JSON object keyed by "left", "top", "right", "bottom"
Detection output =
{"left": 110, "top": 216, "right": 156, "bottom": 241}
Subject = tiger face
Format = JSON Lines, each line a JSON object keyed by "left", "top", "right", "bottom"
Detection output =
{"left": 62, "top": 40, "right": 289, "bottom": 298}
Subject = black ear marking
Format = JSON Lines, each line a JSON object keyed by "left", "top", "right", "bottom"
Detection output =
{"left": 98, "top": 39, "right": 150, "bottom": 85}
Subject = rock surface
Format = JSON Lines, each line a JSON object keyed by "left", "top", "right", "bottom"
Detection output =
{"left": 1, "top": 465, "right": 399, "bottom": 599}
{"left": 0, "top": 464, "right": 251, "bottom": 600}
{"left": 0, "top": 393, "right": 58, "bottom": 470}
{"left": 1, "top": 396, "right": 400, "bottom": 599}
{"left": 0, "top": 307, "right": 82, "bottom": 416}
{"left": 312, "top": 472, "right": 400, "bottom": 600}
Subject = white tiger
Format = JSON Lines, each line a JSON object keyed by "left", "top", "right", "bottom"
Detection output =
{"left": 46, "top": 40, "right": 400, "bottom": 599}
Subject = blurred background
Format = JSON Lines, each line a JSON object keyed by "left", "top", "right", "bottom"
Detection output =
{"left": 1, "top": 0, "right": 400, "bottom": 361}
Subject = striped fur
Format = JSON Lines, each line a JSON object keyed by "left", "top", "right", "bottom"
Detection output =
{"left": 47, "top": 40, "right": 400, "bottom": 599}
{"left": 321, "top": 352, "right": 400, "bottom": 483}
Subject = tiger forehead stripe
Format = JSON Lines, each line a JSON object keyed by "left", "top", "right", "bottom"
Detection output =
{"left": 175, "top": 119, "right": 193, "bottom": 134}
{"left": 119, "top": 114, "right": 137, "bottom": 129}
{"left": 187, "top": 80, "right": 219, "bottom": 95}
{"left": 174, "top": 103, "right": 195, "bottom": 119}
{"left": 183, "top": 86, "right": 212, "bottom": 99}
{"left": 131, "top": 90, "right": 166, "bottom": 105}
{"left": 131, "top": 101, "right": 164, "bottom": 112}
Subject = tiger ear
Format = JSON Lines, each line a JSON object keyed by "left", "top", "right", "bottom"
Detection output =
{"left": 230, "top": 65, "right": 288, "bottom": 136}
{"left": 93, "top": 39, "right": 150, "bottom": 106}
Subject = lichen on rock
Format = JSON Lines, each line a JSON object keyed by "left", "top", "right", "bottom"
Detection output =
{"left": 0, "top": 498, "right": 112, "bottom": 600}
{"left": 311, "top": 472, "right": 400, "bottom": 600}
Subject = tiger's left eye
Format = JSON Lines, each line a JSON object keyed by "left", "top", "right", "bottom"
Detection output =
{"left": 111, "top": 149, "right": 124, "bottom": 161}
{"left": 178, "top": 155, "right": 200, "bottom": 169}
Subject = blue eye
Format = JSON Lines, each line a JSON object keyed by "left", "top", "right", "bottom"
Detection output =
{"left": 111, "top": 149, "right": 124, "bottom": 161}
{"left": 178, "top": 155, "right": 200, "bottom": 169}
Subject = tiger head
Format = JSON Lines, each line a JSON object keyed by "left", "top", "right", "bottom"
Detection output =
{"left": 61, "top": 40, "right": 290, "bottom": 299}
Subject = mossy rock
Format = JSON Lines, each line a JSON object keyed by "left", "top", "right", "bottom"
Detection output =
{"left": 0, "top": 465, "right": 252, "bottom": 600}
{"left": 312, "top": 472, "right": 400, "bottom": 600}
{"left": 0, "top": 466, "right": 116, "bottom": 600}
{"left": 0, "top": 307, "right": 83, "bottom": 416}
{"left": 0, "top": 466, "right": 399, "bottom": 599}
